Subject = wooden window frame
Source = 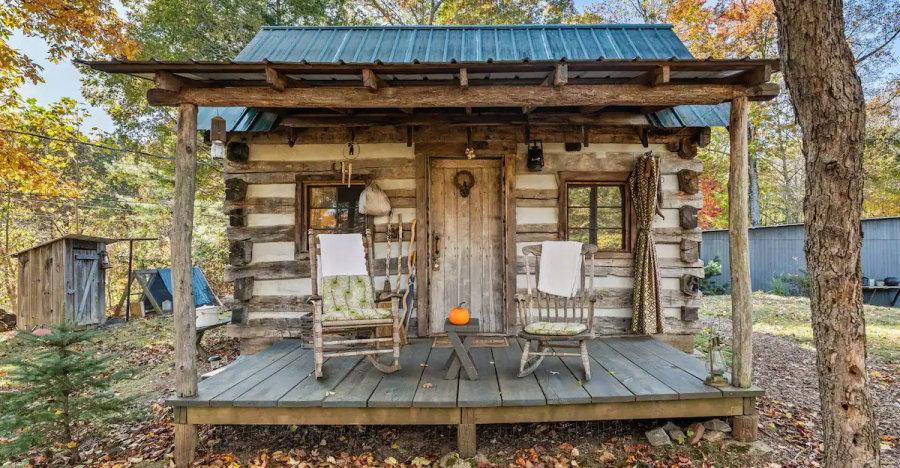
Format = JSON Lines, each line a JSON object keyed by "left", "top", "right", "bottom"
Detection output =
{"left": 557, "top": 171, "right": 637, "bottom": 259}
{"left": 295, "top": 176, "right": 373, "bottom": 255}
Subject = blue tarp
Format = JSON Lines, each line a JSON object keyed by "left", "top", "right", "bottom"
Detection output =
{"left": 155, "top": 267, "right": 217, "bottom": 307}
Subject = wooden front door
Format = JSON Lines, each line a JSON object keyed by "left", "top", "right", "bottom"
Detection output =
{"left": 429, "top": 158, "right": 505, "bottom": 334}
{"left": 73, "top": 249, "right": 102, "bottom": 325}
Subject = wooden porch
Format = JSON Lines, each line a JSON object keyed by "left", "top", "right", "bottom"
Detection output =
{"left": 168, "top": 336, "right": 762, "bottom": 456}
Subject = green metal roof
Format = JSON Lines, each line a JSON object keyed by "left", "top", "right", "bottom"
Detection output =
{"left": 235, "top": 25, "right": 694, "bottom": 63}
{"left": 198, "top": 24, "right": 729, "bottom": 131}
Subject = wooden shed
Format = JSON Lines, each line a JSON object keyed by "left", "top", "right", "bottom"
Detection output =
{"left": 12, "top": 235, "right": 118, "bottom": 329}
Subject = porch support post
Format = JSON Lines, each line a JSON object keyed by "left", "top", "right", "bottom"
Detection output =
{"left": 728, "top": 96, "right": 752, "bottom": 388}
{"left": 173, "top": 103, "right": 199, "bottom": 468}
{"left": 458, "top": 408, "right": 476, "bottom": 457}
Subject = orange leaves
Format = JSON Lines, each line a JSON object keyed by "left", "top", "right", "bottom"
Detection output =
{"left": 667, "top": 0, "right": 778, "bottom": 60}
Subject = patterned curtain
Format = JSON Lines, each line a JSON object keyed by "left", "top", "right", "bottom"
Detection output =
{"left": 629, "top": 153, "right": 664, "bottom": 334}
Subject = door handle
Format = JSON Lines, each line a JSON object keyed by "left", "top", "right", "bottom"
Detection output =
{"left": 432, "top": 236, "right": 441, "bottom": 271}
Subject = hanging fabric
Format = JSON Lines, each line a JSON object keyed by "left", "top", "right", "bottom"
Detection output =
{"left": 629, "top": 152, "right": 664, "bottom": 334}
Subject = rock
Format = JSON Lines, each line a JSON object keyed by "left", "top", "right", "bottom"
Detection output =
{"left": 661, "top": 422, "right": 682, "bottom": 433}
{"left": 468, "top": 454, "right": 489, "bottom": 467}
{"left": 570, "top": 448, "right": 580, "bottom": 457}
{"left": 702, "top": 430, "right": 726, "bottom": 443}
{"left": 668, "top": 429, "right": 687, "bottom": 444}
{"left": 438, "top": 453, "right": 471, "bottom": 468}
{"left": 704, "top": 418, "right": 732, "bottom": 433}
{"left": 723, "top": 440, "right": 773, "bottom": 456}
{"left": 686, "top": 422, "right": 705, "bottom": 445}
{"left": 645, "top": 427, "right": 672, "bottom": 447}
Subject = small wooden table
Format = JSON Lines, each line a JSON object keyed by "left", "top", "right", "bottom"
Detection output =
{"left": 863, "top": 285, "right": 900, "bottom": 306}
{"left": 443, "top": 318, "right": 480, "bottom": 381}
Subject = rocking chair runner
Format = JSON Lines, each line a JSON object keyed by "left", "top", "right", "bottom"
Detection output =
{"left": 515, "top": 243, "right": 599, "bottom": 381}
{"left": 308, "top": 230, "right": 402, "bottom": 379}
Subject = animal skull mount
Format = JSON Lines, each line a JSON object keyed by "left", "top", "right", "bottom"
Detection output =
{"left": 454, "top": 170, "right": 476, "bottom": 198}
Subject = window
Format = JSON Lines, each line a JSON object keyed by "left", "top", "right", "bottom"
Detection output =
{"left": 563, "top": 180, "right": 632, "bottom": 252}
{"left": 303, "top": 182, "right": 368, "bottom": 248}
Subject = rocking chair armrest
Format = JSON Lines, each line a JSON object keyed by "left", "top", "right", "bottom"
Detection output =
{"left": 307, "top": 295, "right": 322, "bottom": 303}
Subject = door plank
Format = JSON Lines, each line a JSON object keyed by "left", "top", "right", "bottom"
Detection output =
{"left": 430, "top": 161, "right": 445, "bottom": 334}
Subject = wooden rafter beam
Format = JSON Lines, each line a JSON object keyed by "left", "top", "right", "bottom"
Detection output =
{"left": 522, "top": 105, "right": 537, "bottom": 114}
{"left": 541, "top": 63, "right": 568, "bottom": 87}
{"left": 327, "top": 108, "right": 353, "bottom": 115}
{"left": 580, "top": 106, "right": 606, "bottom": 114}
{"left": 639, "top": 106, "right": 670, "bottom": 114}
{"left": 465, "top": 107, "right": 473, "bottom": 115}
{"left": 399, "top": 108, "right": 414, "bottom": 114}
{"left": 147, "top": 83, "right": 780, "bottom": 108}
{"left": 363, "top": 69, "right": 388, "bottom": 91}
{"left": 731, "top": 65, "right": 772, "bottom": 86}
{"left": 630, "top": 66, "right": 670, "bottom": 86}
{"left": 279, "top": 111, "right": 652, "bottom": 127}
{"left": 154, "top": 71, "right": 185, "bottom": 92}
{"left": 459, "top": 68, "right": 469, "bottom": 90}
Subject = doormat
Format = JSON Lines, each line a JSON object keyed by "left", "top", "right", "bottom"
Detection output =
{"left": 432, "top": 336, "right": 509, "bottom": 348}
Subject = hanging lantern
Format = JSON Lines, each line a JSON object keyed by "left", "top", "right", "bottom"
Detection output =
{"left": 210, "top": 116, "right": 227, "bottom": 159}
{"left": 705, "top": 336, "right": 728, "bottom": 387}
{"left": 527, "top": 139, "right": 544, "bottom": 172}
{"left": 99, "top": 250, "right": 113, "bottom": 270}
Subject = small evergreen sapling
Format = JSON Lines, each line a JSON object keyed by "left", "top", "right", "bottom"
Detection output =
{"left": 0, "top": 322, "right": 133, "bottom": 461}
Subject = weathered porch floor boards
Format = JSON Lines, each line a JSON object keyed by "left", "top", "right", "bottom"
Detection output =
{"left": 168, "top": 336, "right": 762, "bottom": 410}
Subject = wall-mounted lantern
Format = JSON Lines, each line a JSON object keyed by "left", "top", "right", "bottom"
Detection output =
{"left": 527, "top": 139, "right": 544, "bottom": 172}
{"left": 210, "top": 116, "right": 226, "bottom": 159}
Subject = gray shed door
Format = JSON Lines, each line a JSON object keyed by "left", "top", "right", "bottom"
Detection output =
{"left": 73, "top": 250, "right": 102, "bottom": 325}
{"left": 429, "top": 158, "right": 505, "bottom": 334}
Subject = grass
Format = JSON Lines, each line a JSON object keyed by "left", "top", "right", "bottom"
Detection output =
{"left": 701, "top": 292, "right": 900, "bottom": 362}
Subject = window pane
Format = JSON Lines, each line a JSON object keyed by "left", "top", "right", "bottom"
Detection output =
{"left": 568, "top": 229, "right": 590, "bottom": 243}
{"left": 310, "top": 208, "right": 338, "bottom": 229}
{"left": 596, "top": 208, "right": 623, "bottom": 228}
{"left": 596, "top": 186, "right": 622, "bottom": 207}
{"left": 597, "top": 230, "right": 624, "bottom": 250}
{"left": 567, "top": 186, "right": 592, "bottom": 207}
{"left": 309, "top": 187, "right": 337, "bottom": 207}
{"left": 567, "top": 208, "right": 591, "bottom": 228}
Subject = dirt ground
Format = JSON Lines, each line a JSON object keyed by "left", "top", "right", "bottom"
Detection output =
{"left": 1, "top": 293, "right": 897, "bottom": 467}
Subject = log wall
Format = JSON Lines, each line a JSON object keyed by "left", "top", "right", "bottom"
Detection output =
{"left": 223, "top": 126, "right": 704, "bottom": 350}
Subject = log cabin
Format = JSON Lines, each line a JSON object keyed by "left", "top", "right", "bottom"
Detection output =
{"left": 82, "top": 24, "right": 775, "bottom": 466}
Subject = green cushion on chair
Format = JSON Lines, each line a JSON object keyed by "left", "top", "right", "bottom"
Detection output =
{"left": 321, "top": 276, "right": 392, "bottom": 321}
{"left": 524, "top": 322, "right": 588, "bottom": 336}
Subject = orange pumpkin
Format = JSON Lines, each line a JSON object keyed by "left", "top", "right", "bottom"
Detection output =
{"left": 448, "top": 302, "right": 470, "bottom": 325}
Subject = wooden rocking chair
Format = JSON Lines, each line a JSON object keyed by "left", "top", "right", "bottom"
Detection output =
{"left": 515, "top": 243, "right": 598, "bottom": 381}
{"left": 308, "top": 230, "right": 401, "bottom": 379}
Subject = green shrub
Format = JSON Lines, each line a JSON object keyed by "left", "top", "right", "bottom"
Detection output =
{"left": 700, "top": 256, "right": 730, "bottom": 295}
{"left": 0, "top": 322, "right": 134, "bottom": 461}
{"left": 770, "top": 270, "right": 810, "bottom": 296}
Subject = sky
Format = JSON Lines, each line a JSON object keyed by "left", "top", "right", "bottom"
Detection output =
{"left": 10, "top": 31, "right": 116, "bottom": 133}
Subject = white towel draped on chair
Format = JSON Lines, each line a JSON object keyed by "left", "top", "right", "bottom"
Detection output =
{"left": 318, "top": 234, "right": 369, "bottom": 277}
{"left": 536, "top": 241, "right": 583, "bottom": 298}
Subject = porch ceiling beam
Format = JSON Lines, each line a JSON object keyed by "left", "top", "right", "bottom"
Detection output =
{"left": 629, "top": 65, "right": 670, "bottom": 86}
{"left": 459, "top": 68, "right": 469, "bottom": 90}
{"left": 540, "top": 63, "right": 568, "bottom": 87}
{"left": 154, "top": 71, "right": 186, "bottom": 92}
{"left": 279, "top": 111, "right": 651, "bottom": 127}
{"left": 147, "top": 83, "right": 779, "bottom": 108}
{"left": 730, "top": 65, "right": 773, "bottom": 86}
{"left": 580, "top": 106, "right": 606, "bottom": 114}
{"left": 363, "top": 68, "right": 388, "bottom": 91}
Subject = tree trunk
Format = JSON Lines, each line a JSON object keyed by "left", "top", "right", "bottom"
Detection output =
{"left": 772, "top": 2, "right": 879, "bottom": 467}
{"left": 748, "top": 151, "right": 762, "bottom": 227}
